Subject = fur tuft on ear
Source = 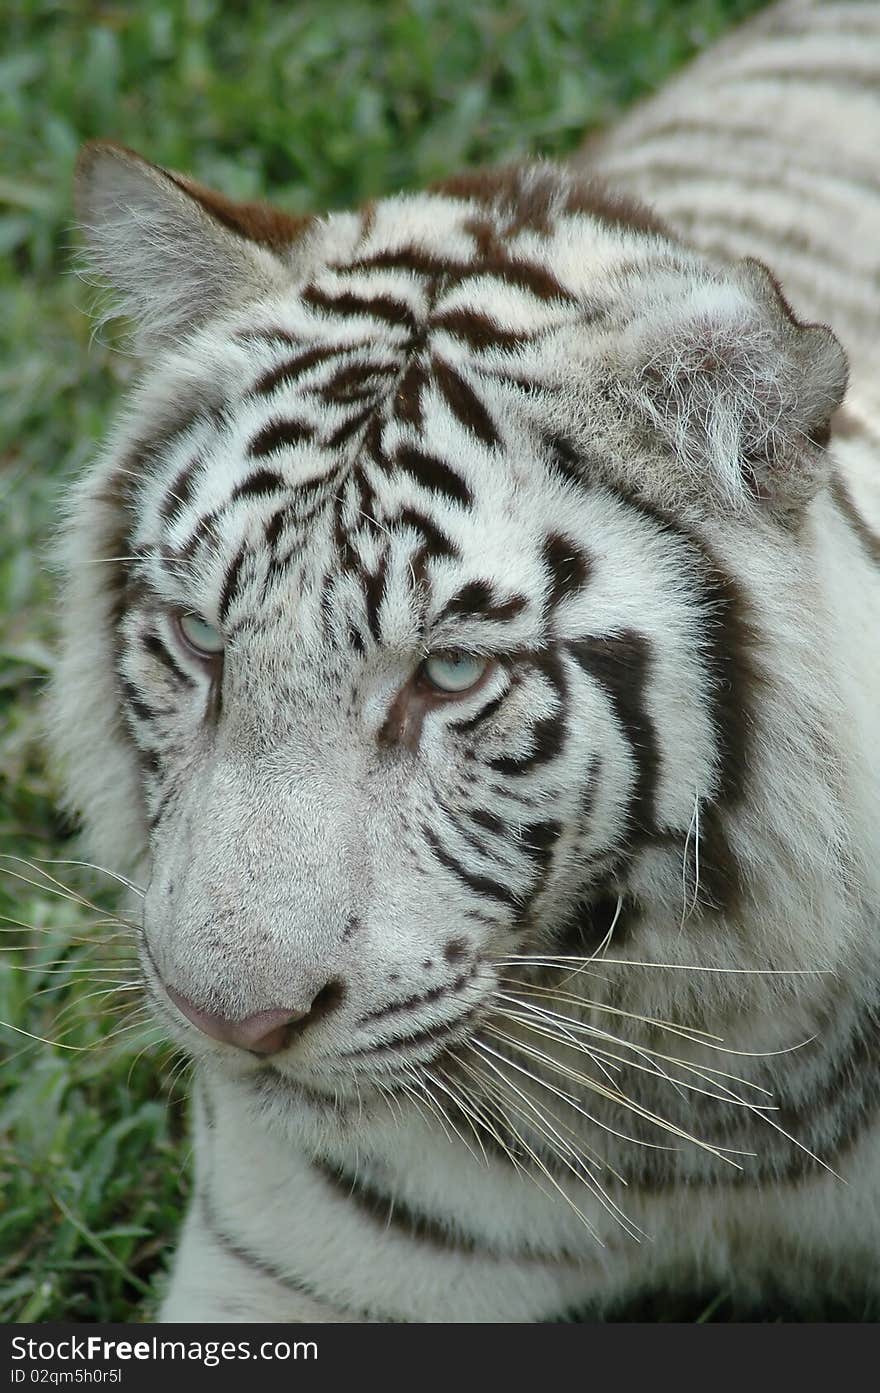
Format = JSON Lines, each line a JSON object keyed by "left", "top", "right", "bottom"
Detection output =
{"left": 620, "top": 256, "right": 849, "bottom": 512}
{"left": 74, "top": 142, "right": 313, "bottom": 351}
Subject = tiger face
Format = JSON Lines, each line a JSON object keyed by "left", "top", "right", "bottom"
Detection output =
{"left": 58, "top": 145, "right": 848, "bottom": 1131}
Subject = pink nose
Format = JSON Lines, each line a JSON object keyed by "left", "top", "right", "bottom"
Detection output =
{"left": 164, "top": 982, "right": 341, "bottom": 1055}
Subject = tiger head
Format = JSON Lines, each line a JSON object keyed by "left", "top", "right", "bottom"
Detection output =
{"left": 52, "top": 143, "right": 859, "bottom": 1132}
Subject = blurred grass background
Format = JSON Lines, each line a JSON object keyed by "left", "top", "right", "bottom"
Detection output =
{"left": 1, "top": 0, "right": 772, "bottom": 1322}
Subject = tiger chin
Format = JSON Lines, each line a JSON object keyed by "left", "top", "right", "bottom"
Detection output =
{"left": 50, "top": 2, "right": 880, "bottom": 1323}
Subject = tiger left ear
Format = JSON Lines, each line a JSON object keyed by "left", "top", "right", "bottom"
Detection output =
{"left": 75, "top": 141, "right": 314, "bottom": 352}
{"left": 622, "top": 257, "right": 849, "bottom": 511}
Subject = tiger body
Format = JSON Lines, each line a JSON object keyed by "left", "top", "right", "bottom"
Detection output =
{"left": 51, "top": 0, "right": 880, "bottom": 1321}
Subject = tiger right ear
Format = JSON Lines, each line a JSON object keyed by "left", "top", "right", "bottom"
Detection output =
{"left": 617, "top": 257, "right": 849, "bottom": 512}
{"left": 75, "top": 141, "right": 314, "bottom": 351}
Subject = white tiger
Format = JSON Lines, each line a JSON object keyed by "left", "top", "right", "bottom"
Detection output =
{"left": 50, "top": 0, "right": 880, "bottom": 1321}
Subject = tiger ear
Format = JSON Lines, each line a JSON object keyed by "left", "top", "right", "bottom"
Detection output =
{"left": 623, "top": 257, "right": 849, "bottom": 511}
{"left": 74, "top": 141, "right": 313, "bottom": 351}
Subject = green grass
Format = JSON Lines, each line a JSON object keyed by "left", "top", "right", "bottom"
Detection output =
{"left": 1, "top": 0, "right": 770, "bottom": 1323}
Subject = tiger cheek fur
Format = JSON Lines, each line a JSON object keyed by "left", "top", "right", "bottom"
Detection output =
{"left": 50, "top": 0, "right": 880, "bottom": 1323}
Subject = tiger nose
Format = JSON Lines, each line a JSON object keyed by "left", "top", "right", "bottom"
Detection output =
{"left": 165, "top": 982, "right": 342, "bottom": 1055}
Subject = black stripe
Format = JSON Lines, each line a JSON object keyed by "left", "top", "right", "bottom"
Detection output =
{"left": 423, "top": 825, "right": 522, "bottom": 909}
{"left": 250, "top": 344, "right": 341, "bottom": 396}
{"left": 263, "top": 506, "right": 289, "bottom": 550}
{"left": 141, "top": 632, "right": 195, "bottom": 689}
{"left": 554, "top": 888, "right": 640, "bottom": 952}
{"left": 326, "top": 402, "right": 376, "bottom": 447}
{"left": 248, "top": 418, "right": 315, "bottom": 457}
{"left": 830, "top": 473, "right": 880, "bottom": 568}
{"left": 357, "top": 965, "right": 476, "bottom": 1026}
{"left": 543, "top": 534, "right": 590, "bottom": 612}
{"left": 139, "top": 746, "right": 161, "bottom": 777}
{"left": 395, "top": 444, "right": 473, "bottom": 508}
{"left": 394, "top": 506, "right": 458, "bottom": 561}
{"left": 313, "top": 1158, "right": 576, "bottom": 1265}
{"left": 614, "top": 114, "right": 880, "bottom": 195}
{"left": 347, "top": 246, "right": 573, "bottom": 304}
{"left": 362, "top": 562, "right": 387, "bottom": 643}
{"left": 518, "top": 819, "right": 563, "bottom": 873}
{"left": 341, "top": 1001, "right": 483, "bottom": 1059}
{"left": 433, "top": 358, "right": 500, "bottom": 449}
{"left": 118, "top": 676, "right": 163, "bottom": 724}
{"left": 178, "top": 504, "right": 223, "bottom": 562}
{"left": 449, "top": 689, "right": 508, "bottom": 735}
{"left": 612, "top": 492, "right": 757, "bottom": 909}
{"left": 346, "top": 246, "right": 454, "bottom": 278}
{"left": 437, "top": 579, "right": 527, "bottom": 625}
{"left": 233, "top": 325, "right": 300, "bottom": 348}
{"left": 147, "top": 782, "right": 180, "bottom": 831}
{"left": 320, "top": 359, "right": 397, "bottom": 403}
{"left": 393, "top": 358, "right": 428, "bottom": 432}
{"left": 432, "top": 308, "right": 530, "bottom": 353}
{"left": 230, "top": 469, "right": 289, "bottom": 503}
{"left": 159, "top": 457, "right": 199, "bottom": 524}
{"left": 542, "top": 432, "right": 596, "bottom": 489}
{"left": 457, "top": 253, "right": 573, "bottom": 304}
{"left": 487, "top": 711, "right": 566, "bottom": 776}
{"left": 218, "top": 547, "right": 247, "bottom": 624}
{"left": 199, "top": 1191, "right": 385, "bottom": 1321}
{"left": 486, "top": 653, "right": 567, "bottom": 775}
{"left": 569, "top": 630, "right": 658, "bottom": 842}
{"left": 302, "top": 284, "right": 418, "bottom": 333}
{"left": 198, "top": 1079, "right": 216, "bottom": 1131}
{"left": 313, "top": 1159, "right": 486, "bottom": 1253}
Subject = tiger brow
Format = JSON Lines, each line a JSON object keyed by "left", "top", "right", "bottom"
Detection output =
{"left": 433, "top": 579, "right": 529, "bottom": 627}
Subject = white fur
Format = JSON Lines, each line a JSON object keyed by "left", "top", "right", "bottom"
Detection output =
{"left": 50, "top": 0, "right": 880, "bottom": 1322}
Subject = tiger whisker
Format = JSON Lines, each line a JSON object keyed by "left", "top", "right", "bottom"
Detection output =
{"left": 503, "top": 983, "right": 821, "bottom": 1061}
{"left": 494, "top": 997, "right": 696, "bottom": 1102}
{"left": 554, "top": 895, "right": 624, "bottom": 991}
{"left": 375, "top": 1077, "right": 407, "bottom": 1129}
{"left": 498, "top": 953, "right": 829, "bottom": 977}
{"left": 465, "top": 1046, "right": 619, "bottom": 1242}
{"left": 680, "top": 790, "right": 702, "bottom": 929}
{"left": 453, "top": 1052, "right": 601, "bottom": 1220}
{"left": 0, "top": 957, "right": 137, "bottom": 975}
{"left": 437, "top": 1059, "right": 534, "bottom": 1173}
{"left": 17, "top": 856, "right": 146, "bottom": 898}
{"left": 477, "top": 1026, "right": 746, "bottom": 1166}
{"left": 418, "top": 1066, "right": 492, "bottom": 1168}
{"left": 165, "top": 1052, "right": 194, "bottom": 1100}
{"left": 125, "top": 1033, "right": 168, "bottom": 1087}
{"left": 493, "top": 991, "right": 776, "bottom": 1097}
{"left": 0, "top": 1005, "right": 149, "bottom": 1054}
{"left": 98, "top": 1014, "right": 168, "bottom": 1047}
{"left": 0, "top": 913, "right": 135, "bottom": 942}
{"left": 34, "top": 982, "right": 142, "bottom": 1012}
{"left": 494, "top": 993, "right": 629, "bottom": 1092}
{"left": 452, "top": 1048, "right": 617, "bottom": 1179}
{"left": 491, "top": 1008, "right": 771, "bottom": 1113}
{"left": 498, "top": 976, "right": 726, "bottom": 1046}
{"left": 0, "top": 862, "right": 140, "bottom": 930}
{"left": 401, "top": 1066, "right": 485, "bottom": 1168}
{"left": 497, "top": 978, "right": 819, "bottom": 1061}
{"left": 397, "top": 1074, "right": 456, "bottom": 1148}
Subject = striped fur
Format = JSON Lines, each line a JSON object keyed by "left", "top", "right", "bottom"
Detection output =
{"left": 50, "top": 0, "right": 880, "bottom": 1321}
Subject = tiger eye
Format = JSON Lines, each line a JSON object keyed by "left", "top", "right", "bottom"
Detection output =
{"left": 421, "top": 651, "right": 489, "bottom": 695}
{"left": 176, "top": 612, "right": 225, "bottom": 657}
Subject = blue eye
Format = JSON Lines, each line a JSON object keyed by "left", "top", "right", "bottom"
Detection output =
{"left": 421, "top": 651, "right": 489, "bottom": 694}
{"left": 176, "top": 612, "right": 225, "bottom": 657}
